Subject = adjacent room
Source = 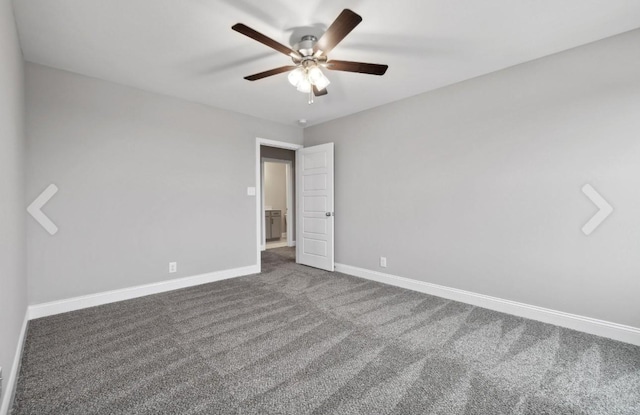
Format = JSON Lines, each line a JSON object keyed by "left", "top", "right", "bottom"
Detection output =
{"left": 1, "top": 1, "right": 639, "bottom": 414}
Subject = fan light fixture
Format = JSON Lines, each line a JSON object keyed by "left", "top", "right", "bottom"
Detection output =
{"left": 288, "top": 64, "right": 330, "bottom": 94}
{"left": 232, "top": 9, "right": 389, "bottom": 105}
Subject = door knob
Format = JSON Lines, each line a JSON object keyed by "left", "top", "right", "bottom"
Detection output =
{"left": 325, "top": 212, "right": 333, "bottom": 216}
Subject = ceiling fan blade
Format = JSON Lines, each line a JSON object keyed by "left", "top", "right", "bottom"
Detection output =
{"left": 244, "top": 66, "right": 297, "bottom": 81}
{"left": 313, "top": 9, "right": 362, "bottom": 55}
{"left": 313, "top": 85, "right": 328, "bottom": 96}
{"left": 232, "top": 23, "right": 300, "bottom": 58}
{"left": 325, "top": 60, "right": 388, "bottom": 75}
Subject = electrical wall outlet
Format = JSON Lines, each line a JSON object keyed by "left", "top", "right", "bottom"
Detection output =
{"left": 380, "top": 257, "right": 387, "bottom": 268}
{"left": 169, "top": 262, "right": 177, "bottom": 273}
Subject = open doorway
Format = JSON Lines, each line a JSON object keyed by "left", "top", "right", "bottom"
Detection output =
{"left": 255, "top": 138, "right": 303, "bottom": 272}
{"left": 262, "top": 158, "right": 292, "bottom": 250}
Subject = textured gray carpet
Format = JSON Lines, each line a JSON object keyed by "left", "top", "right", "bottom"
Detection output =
{"left": 12, "top": 247, "right": 640, "bottom": 414}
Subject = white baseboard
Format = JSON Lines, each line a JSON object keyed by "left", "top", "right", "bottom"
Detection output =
{"left": 335, "top": 263, "right": 640, "bottom": 346}
{"left": 0, "top": 311, "right": 29, "bottom": 415}
{"left": 28, "top": 265, "right": 259, "bottom": 320}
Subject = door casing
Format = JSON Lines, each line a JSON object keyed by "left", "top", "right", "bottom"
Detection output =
{"left": 255, "top": 138, "right": 303, "bottom": 272}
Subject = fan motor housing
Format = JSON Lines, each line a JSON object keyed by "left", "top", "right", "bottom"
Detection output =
{"left": 294, "top": 35, "right": 317, "bottom": 57}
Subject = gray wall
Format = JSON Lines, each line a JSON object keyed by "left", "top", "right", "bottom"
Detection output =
{"left": 261, "top": 146, "right": 296, "bottom": 163}
{"left": 0, "top": 0, "right": 27, "bottom": 404}
{"left": 305, "top": 29, "right": 640, "bottom": 328}
{"left": 264, "top": 162, "right": 287, "bottom": 236}
{"left": 26, "top": 63, "right": 302, "bottom": 304}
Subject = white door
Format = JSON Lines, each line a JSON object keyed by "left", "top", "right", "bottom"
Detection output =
{"left": 296, "top": 143, "right": 334, "bottom": 271}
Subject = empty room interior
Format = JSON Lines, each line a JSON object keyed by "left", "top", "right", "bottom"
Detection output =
{"left": 2, "top": 1, "right": 640, "bottom": 414}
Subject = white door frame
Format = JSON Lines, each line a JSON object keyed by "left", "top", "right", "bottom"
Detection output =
{"left": 261, "top": 158, "right": 293, "bottom": 249}
{"left": 255, "top": 138, "right": 303, "bottom": 272}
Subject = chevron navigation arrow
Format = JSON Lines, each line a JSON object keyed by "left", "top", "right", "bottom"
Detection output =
{"left": 27, "top": 184, "right": 59, "bottom": 235}
{"left": 581, "top": 184, "right": 613, "bottom": 236}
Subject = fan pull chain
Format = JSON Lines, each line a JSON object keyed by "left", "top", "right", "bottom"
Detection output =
{"left": 308, "top": 89, "right": 314, "bottom": 105}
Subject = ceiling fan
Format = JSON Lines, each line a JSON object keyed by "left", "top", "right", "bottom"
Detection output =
{"left": 232, "top": 9, "right": 388, "bottom": 103}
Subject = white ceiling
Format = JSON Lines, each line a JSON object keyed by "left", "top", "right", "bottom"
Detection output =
{"left": 13, "top": 0, "right": 640, "bottom": 127}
